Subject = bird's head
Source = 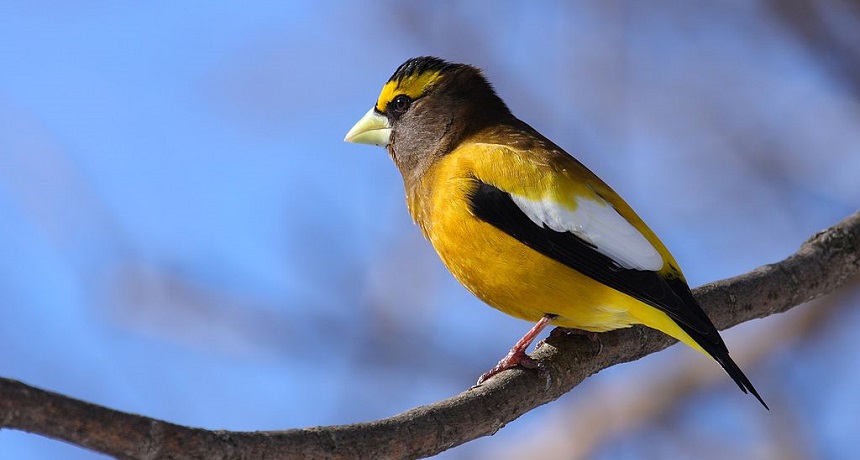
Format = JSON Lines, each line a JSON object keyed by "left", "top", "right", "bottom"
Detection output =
{"left": 345, "top": 56, "right": 511, "bottom": 185}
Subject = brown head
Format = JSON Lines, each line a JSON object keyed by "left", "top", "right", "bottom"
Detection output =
{"left": 345, "top": 57, "right": 512, "bottom": 188}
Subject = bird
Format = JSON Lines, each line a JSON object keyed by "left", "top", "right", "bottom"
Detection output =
{"left": 344, "top": 56, "right": 767, "bottom": 408}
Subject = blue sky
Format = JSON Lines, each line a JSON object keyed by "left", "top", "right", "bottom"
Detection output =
{"left": 1, "top": 2, "right": 858, "bottom": 459}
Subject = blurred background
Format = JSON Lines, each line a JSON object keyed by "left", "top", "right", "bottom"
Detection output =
{"left": 1, "top": 1, "right": 859, "bottom": 459}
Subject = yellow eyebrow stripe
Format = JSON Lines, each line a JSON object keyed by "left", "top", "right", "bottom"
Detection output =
{"left": 375, "top": 70, "right": 444, "bottom": 112}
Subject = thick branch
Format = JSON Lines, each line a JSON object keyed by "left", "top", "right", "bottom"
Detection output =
{"left": 2, "top": 211, "right": 859, "bottom": 460}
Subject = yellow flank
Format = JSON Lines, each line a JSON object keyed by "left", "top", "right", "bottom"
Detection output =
{"left": 375, "top": 70, "right": 443, "bottom": 112}
{"left": 408, "top": 136, "right": 708, "bottom": 357}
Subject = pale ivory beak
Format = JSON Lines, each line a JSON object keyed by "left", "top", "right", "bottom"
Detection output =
{"left": 344, "top": 108, "right": 391, "bottom": 146}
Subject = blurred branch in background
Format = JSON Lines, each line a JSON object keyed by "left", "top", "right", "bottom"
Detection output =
{"left": 1, "top": 211, "right": 858, "bottom": 459}
{"left": 0, "top": 100, "right": 129, "bottom": 263}
{"left": 767, "top": 0, "right": 860, "bottom": 97}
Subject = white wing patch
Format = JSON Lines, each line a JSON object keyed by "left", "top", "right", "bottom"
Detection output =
{"left": 510, "top": 193, "right": 664, "bottom": 271}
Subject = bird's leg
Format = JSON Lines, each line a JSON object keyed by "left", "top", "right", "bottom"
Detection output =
{"left": 477, "top": 314, "right": 556, "bottom": 385}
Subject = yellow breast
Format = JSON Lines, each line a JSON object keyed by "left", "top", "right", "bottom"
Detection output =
{"left": 408, "top": 146, "right": 636, "bottom": 331}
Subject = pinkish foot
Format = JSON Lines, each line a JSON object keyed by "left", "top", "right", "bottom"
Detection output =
{"left": 476, "top": 314, "right": 557, "bottom": 386}
{"left": 477, "top": 347, "right": 540, "bottom": 385}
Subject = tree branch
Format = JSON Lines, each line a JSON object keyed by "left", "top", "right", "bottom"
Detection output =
{"left": 2, "top": 211, "right": 859, "bottom": 460}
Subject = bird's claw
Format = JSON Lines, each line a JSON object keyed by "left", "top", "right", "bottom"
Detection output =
{"left": 476, "top": 350, "right": 551, "bottom": 389}
{"left": 477, "top": 353, "right": 536, "bottom": 385}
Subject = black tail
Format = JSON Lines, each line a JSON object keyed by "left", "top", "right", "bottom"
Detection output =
{"left": 661, "top": 276, "right": 768, "bottom": 409}
{"left": 677, "top": 321, "right": 769, "bottom": 410}
{"left": 712, "top": 349, "right": 768, "bottom": 409}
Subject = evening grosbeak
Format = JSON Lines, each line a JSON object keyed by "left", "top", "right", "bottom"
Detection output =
{"left": 345, "top": 56, "right": 766, "bottom": 408}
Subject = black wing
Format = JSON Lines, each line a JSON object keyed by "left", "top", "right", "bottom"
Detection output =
{"left": 467, "top": 180, "right": 767, "bottom": 407}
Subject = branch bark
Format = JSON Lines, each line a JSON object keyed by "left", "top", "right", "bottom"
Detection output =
{"left": 2, "top": 211, "right": 859, "bottom": 460}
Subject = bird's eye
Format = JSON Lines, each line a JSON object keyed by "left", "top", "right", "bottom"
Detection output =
{"left": 390, "top": 94, "right": 412, "bottom": 115}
